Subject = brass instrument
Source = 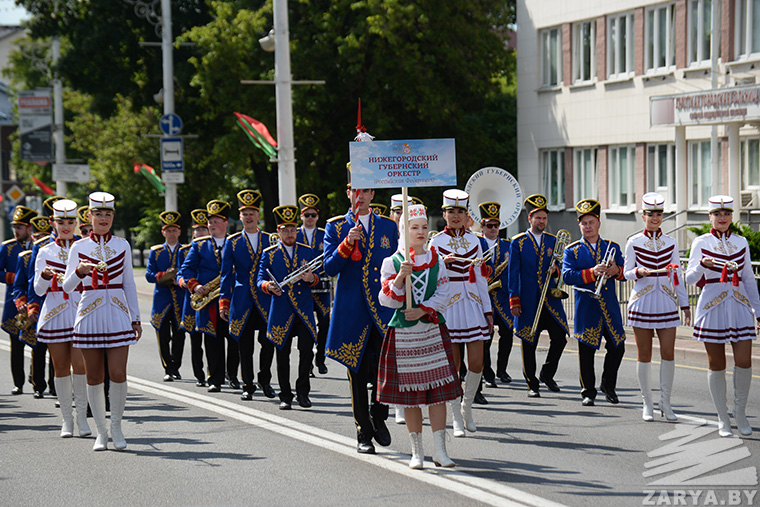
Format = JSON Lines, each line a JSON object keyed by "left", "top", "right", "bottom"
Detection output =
{"left": 530, "top": 229, "right": 571, "bottom": 337}
{"left": 95, "top": 261, "right": 108, "bottom": 272}
{"left": 268, "top": 254, "right": 324, "bottom": 292}
{"left": 157, "top": 267, "right": 178, "bottom": 287}
{"left": 190, "top": 275, "right": 221, "bottom": 311}
{"left": 592, "top": 242, "right": 616, "bottom": 300}
{"left": 15, "top": 309, "right": 33, "bottom": 331}
{"left": 487, "top": 256, "right": 509, "bottom": 294}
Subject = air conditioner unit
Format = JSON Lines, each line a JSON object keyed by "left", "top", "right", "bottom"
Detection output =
{"left": 741, "top": 189, "right": 760, "bottom": 209}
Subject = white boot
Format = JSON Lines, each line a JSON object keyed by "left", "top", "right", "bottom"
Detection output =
{"left": 87, "top": 383, "right": 108, "bottom": 451}
{"left": 659, "top": 360, "right": 678, "bottom": 421}
{"left": 54, "top": 375, "right": 74, "bottom": 438}
{"left": 461, "top": 370, "right": 482, "bottom": 433}
{"left": 110, "top": 381, "right": 128, "bottom": 450}
{"left": 637, "top": 362, "right": 654, "bottom": 422}
{"left": 450, "top": 399, "right": 465, "bottom": 437}
{"left": 707, "top": 370, "right": 733, "bottom": 437}
{"left": 72, "top": 374, "right": 91, "bottom": 437}
{"left": 408, "top": 432, "right": 424, "bottom": 469}
{"left": 395, "top": 406, "right": 406, "bottom": 424}
{"left": 733, "top": 366, "right": 753, "bottom": 436}
{"left": 432, "top": 429, "right": 455, "bottom": 468}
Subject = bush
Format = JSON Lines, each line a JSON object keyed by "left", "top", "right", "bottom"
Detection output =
{"left": 688, "top": 222, "right": 760, "bottom": 261}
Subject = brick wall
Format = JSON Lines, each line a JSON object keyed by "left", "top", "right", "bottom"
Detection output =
{"left": 675, "top": 0, "right": 687, "bottom": 69}
{"left": 597, "top": 16, "right": 607, "bottom": 81}
{"left": 635, "top": 7, "right": 645, "bottom": 76}
{"left": 563, "top": 23, "right": 572, "bottom": 86}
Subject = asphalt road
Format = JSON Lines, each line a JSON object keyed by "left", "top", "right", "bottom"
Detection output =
{"left": 1, "top": 273, "right": 759, "bottom": 506}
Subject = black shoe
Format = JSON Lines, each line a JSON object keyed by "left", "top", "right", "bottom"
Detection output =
{"left": 357, "top": 438, "right": 376, "bottom": 454}
{"left": 297, "top": 396, "right": 312, "bottom": 408}
{"left": 33, "top": 391, "right": 44, "bottom": 399}
{"left": 11, "top": 386, "right": 22, "bottom": 395}
{"left": 163, "top": 374, "right": 174, "bottom": 382}
{"left": 279, "top": 401, "right": 292, "bottom": 410}
{"left": 372, "top": 419, "right": 392, "bottom": 447}
{"left": 473, "top": 392, "right": 489, "bottom": 405}
{"left": 540, "top": 375, "right": 561, "bottom": 393}
{"left": 498, "top": 372, "right": 512, "bottom": 384}
{"left": 241, "top": 391, "right": 253, "bottom": 401}
{"left": 207, "top": 384, "right": 221, "bottom": 393}
{"left": 196, "top": 380, "right": 206, "bottom": 387}
{"left": 528, "top": 389, "right": 541, "bottom": 398}
{"left": 172, "top": 372, "right": 182, "bottom": 380}
{"left": 599, "top": 385, "right": 619, "bottom": 404}
{"left": 260, "top": 383, "right": 276, "bottom": 399}
{"left": 318, "top": 364, "right": 328, "bottom": 375}
{"left": 582, "top": 397, "right": 595, "bottom": 406}
{"left": 228, "top": 379, "right": 241, "bottom": 390}
{"left": 484, "top": 379, "right": 497, "bottom": 388}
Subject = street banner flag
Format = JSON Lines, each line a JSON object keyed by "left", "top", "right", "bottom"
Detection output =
{"left": 32, "top": 176, "right": 55, "bottom": 196}
{"left": 233, "top": 112, "right": 277, "bottom": 159}
{"left": 134, "top": 162, "right": 166, "bottom": 193}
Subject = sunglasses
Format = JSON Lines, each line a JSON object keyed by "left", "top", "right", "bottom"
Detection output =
{"left": 483, "top": 223, "right": 499, "bottom": 229}
{"left": 302, "top": 213, "right": 318, "bottom": 218}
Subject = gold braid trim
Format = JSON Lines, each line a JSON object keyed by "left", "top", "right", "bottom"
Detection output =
{"left": 78, "top": 297, "right": 103, "bottom": 317}
{"left": 151, "top": 305, "right": 169, "bottom": 329}
{"left": 268, "top": 314, "right": 294, "bottom": 348}
{"left": 229, "top": 308, "right": 250, "bottom": 337}
{"left": 42, "top": 302, "right": 68, "bottom": 323}
{"left": 326, "top": 325, "right": 369, "bottom": 370}
{"left": 111, "top": 296, "right": 130, "bottom": 315}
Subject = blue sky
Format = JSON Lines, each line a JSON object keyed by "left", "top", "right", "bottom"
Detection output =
{"left": 0, "top": 1, "right": 30, "bottom": 25}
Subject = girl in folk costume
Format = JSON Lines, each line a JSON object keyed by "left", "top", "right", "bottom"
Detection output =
{"left": 429, "top": 190, "right": 493, "bottom": 437}
{"left": 33, "top": 199, "right": 91, "bottom": 438}
{"left": 62, "top": 192, "right": 142, "bottom": 451}
{"left": 685, "top": 195, "right": 759, "bottom": 437}
{"left": 378, "top": 204, "right": 460, "bottom": 469}
{"left": 624, "top": 193, "right": 691, "bottom": 422}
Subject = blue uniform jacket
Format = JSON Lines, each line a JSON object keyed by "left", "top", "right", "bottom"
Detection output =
{"left": 479, "top": 236, "right": 514, "bottom": 328}
{"left": 177, "top": 245, "right": 195, "bottom": 333}
{"left": 296, "top": 226, "right": 330, "bottom": 317}
{"left": 179, "top": 235, "right": 225, "bottom": 336}
{"left": 0, "top": 238, "right": 30, "bottom": 334}
{"left": 561, "top": 237, "right": 625, "bottom": 349}
{"left": 323, "top": 210, "right": 398, "bottom": 372}
{"left": 219, "top": 230, "right": 272, "bottom": 341}
{"left": 256, "top": 242, "right": 318, "bottom": 350}
{"left": 145, "top": 242, "right": 184, "bottom": 331}
{"left": 508, "top": 232, "right": 569, "bottom": 344}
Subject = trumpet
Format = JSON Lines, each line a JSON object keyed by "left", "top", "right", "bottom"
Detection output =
{"left": 190, "top": 275, "right": 221, "bottom": 311}
{"left": 269, "top": 254, "right": 324, "bottom": 291}
{"left": 592, "top": 242, "right": 616, "bottom": 300}
{"left": 530, "top": 229, "right": 571, "bottom": 337}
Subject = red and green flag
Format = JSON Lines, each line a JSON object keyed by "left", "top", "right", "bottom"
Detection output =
{"left": 32, "top": 176, "right": 55, "bottom": 196}
{"left": 134, "top": 162, "right": 166, "bottom": 193}
{"left": 233, "top": 112, "right": 277, "bottom": 159}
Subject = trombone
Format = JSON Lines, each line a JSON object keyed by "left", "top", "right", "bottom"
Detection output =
{"left": 529, "top": 229, "right": 571, "bottom": 337}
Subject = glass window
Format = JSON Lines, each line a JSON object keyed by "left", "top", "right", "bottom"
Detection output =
{"left": 688, "top": 0, "right": 717, "bottom": 65}
{"left": 572, "top": 20, "right": 596, "bottom": 83}
{"left": 609, "top": 146, "right": 636, "bottom": 209}
{"left": 608, "top": 12, "right": 635, "bottom": 79}
{"left": 542, "top": 149, "right": 565, "bottom": 209}
{"left": 541, "top": 27, "right": 562, "bottom": 87}
{"left": 741, "top": 138, "right": 760, "bottom": 188}
{"left": 690, "top": 140, "right": 714, "bottom": 207}
{"left": 645, "top": 3, "right": 676, "bottom": 72}
{"left": 735, "top": 0, "right": 760, "bottom": 59}
{"left": 646, "top": 144, "right": 676, "bottom": 208}
{"left": 574, "top": 148, "right": 598, "bottom": 202}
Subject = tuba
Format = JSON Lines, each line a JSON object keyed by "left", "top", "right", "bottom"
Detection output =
{"left": 190, "top": 276, "right": 221, "bottom": 311}
{"left": 465, "top": 167, "right": 523, "bottom": 232}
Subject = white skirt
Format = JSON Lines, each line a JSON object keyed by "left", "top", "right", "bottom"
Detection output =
{"left": 628, "top": 287, "right": 681, "bottom": 329}
{"left": 73, "top": 290, "right": 137, "bottom": 349}
{"left": 693, "top": 290, "right": 757, "bottom": 343}
{"left": 443, "top": 288, "right": 490, "bottom": 343}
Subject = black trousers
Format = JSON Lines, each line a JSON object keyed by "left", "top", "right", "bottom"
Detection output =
{"left": 204, "top": 316, "right": 229, "bottom": 388}
{"left": 226, "top": 330, "right": 239, "bottom": 383}
{"left": 276, "top": 317, "right": 314, "bottom": 404}
{"left": 314, "top": 310, "right": 329, "bottom": 368}
{"left": 347, "top": 326, "right": 388, "bottom": 441}
{"left": 189, "top": 331, "right": 205, "bottom": 382}
{"left": 157, "top": 312, "right": 185, "bottom": 375}
{"left": 10, "top": 334, "right": 47, "bottom": 392}
{"left": 578, "top": 329, "right": 625, "bottom": 400}
{"left": 238, "top": 309, "right": 275, "bottom": 392}
{"left": 493, "top": 312, "right": 514, "bottom": 378}
{"left": 521, "top": 308, "right": 567, "bottom": 391}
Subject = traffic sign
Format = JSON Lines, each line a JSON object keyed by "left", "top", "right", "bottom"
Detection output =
{"left": 52, "top": 164, "right": 91, "bottom": 183}
{"left": 161, "top": 137, "right": 184, "bottom": 171}
{"left": 163, "top": 172, "right": 185, "bottom": 184}
{"left": 160, "top": 113, "right": 183, "bottom": 136}
{"left": 5, "top": 185, "right": 25, "bottom": 205}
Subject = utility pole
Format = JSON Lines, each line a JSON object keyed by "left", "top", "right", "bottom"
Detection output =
{"left": 161, "top": 0, "right": 177, "bottom": 212}
{"left": 52, "top": 36, "right": 66, "bottom": 196}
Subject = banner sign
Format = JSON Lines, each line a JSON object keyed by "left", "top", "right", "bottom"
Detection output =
{"left": 18, "top": 89, "right": 53, "bottom": 162}
{"left": 348, "top": 138, "right": 457, "bottom": 189}
{"left": 650, "top": 84, "right": 760, "bottom": 127}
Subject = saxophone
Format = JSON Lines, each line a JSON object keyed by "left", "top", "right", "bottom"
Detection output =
{"left": 487, "top": 256, "right": 509, "bottom": 294}
{"left": 190, "top": 276, "right": 221, "bottom": 311}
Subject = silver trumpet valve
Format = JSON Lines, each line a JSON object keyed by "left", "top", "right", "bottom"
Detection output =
{"left": 592, "top": 242, "right": 616, "bottom": 300}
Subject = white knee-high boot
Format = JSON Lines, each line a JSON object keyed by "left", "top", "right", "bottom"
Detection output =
{"left": 110, "top": 381, "right": 128, "bottom": 450}
{"left": 450, "top": 399, "right": 465, "bottom": 437}
{"left": 637, "top": 362, "right": 654, "bottom": 422}
{"left": 432, "top": 429, "right": 455, "bottom": 467}
{"left": 659, "top": 360, "right": 678, "bottom": 421}
{"left": 54, "top": 375, "right": 74, "bottom": 438}
{"left": 72, "top": 374, "right": 91, "bottom": 437}
{"left": 733, "top": 366, "right": 753, "bottom": 436}
{"left": 707, "top": 370, "right": 733, "bottom": 437}
{"left": 408, "top": 432, "right": 424, "bottom": 469}
{"left": 87, "top": 383, "right": 108, "bottom": 451}
{"left": 462, "top": 370, "right": 481, "bottom": 433}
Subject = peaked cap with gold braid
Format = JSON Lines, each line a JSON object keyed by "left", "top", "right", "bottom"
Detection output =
{"left": 190, "top": 208, "right": 208, "bottom": 228}
{"left": 479, "top": 201, "right": 501, "bottom": 223}
{"left": 298, "top": 193, "right": 320, "bottom": 211}
{"left": 524, "top": 194, "right": 548, "bottom": 218}
{"left": 160, "top": 210, "right": 181, "bottom": 230}
{"left": 206, "top": 199, "right": 231, "bottom": 220}
{"left": 575, "top": 198, "right": 601, "bottom": 221}
{"left": 273, "top": 204, "right": 299, "bottom": 229}
{"left": 11, "top": 205, "right": 37, "bottom": 226}
{"left": 237, "top": 190, "right": 262, "bottom": 211}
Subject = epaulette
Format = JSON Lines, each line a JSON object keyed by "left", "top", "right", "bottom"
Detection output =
{"left": 261, "top": 230, "right": 271, "bottom": 236}
{"left": 318, "top": 227, "right": 326, "bottom": 232}
{"left": 545, "top": 231, "right": 557, "bottom": 238}
{"left": 33, "top": 236, "right": 50, "bottom": 246}
{"left": 150, "top": 244, "right": 164, "bottom": 251}
{"left": 263, "top": 244, "right": 278, "bottom": 253}
{"left": 227, "top": 231, "right": 242, "bottom": 240}
{"left": 19, "top": 250, "right": 32, "bottom": 258}
{"left": 377, "top": 215, "right": 396, "bottom": 224}
{"left": 179, "top": 244, "right": 192, "bottom": 251}
{"left": 3, "top": 238, "right": 16, "bottom": 245}
{"left": 566, "top": 240, "right": 583, "bottom": 250}
{"left": 608, "top": 240, "right": 622, "bottom": 248}
{"left": 327, "top": 215, "right": 346, "bottom": 223}
{"left": 510, "top": 232, "right": 525, "bottom": 241}
{"left": 193, "top": 235, "right": 211, "bottom": 243}
{"left": 296, "top": 242, "right": 310, "bottom": 249}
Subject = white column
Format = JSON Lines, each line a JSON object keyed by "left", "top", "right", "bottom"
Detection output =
{"left": 161, "top": 0, "right": 177, "bottom": 212}
{"left": 675, "top": 126, "right": 687, "bottom": 247}
{"left": 727, "top": 123, "right": 741, "bottom": 210}
{"left": 273, "top": 0, "right": 297, "bottom": 206}
{"left": 53, "top": 37, "right": 66, "bottom": 196}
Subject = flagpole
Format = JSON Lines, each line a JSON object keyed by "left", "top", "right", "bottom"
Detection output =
{"left": 402, "top": 187, "right": 412, "bottom": 309}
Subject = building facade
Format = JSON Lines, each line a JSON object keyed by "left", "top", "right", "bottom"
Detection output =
{"left": 517, "top": 0, "right": 760, "bottom": 249}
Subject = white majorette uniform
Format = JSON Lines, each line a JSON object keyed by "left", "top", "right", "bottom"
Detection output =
{"left": 62, "top": 194, "right": 140, "bottom": 349}
{"left": 34, "top": 236, "right": 81, "bottom": 342}
{"left": 429, "top": 190, "right": 492, "bottom": 343}
{"left": 685, "top": 199, "right": 760, "bottom": 343}
{"left": 624, "top": 197, "right": 689, "bottom": 329}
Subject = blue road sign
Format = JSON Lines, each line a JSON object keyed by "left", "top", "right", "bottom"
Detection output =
{"left": 161, "top": 137, "right": 184, "bottom": 171}
{"left": 160, "top": 113, "right": 183, "bottom": 136}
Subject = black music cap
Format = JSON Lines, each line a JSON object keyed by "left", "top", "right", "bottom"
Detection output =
{"left": 298, "top": 194, "right": 320, "bottom": 211}
{"left": 369, "top": 203, "right": 387, "bottom": 216}
{"left": 273, "top": 205, "right": 299, "bottom": 229}
{"left": 11, "top": 205, "right": 37, "bottom": 226}
{"left": 190, "top": 209, "right": 208, "bottom": 228}
{"left": 160, "top": 211, "right": 181, "bottom": 230}
{"left": 206, "top": 200, "right": 231, "bottom": 220}
{"left": 237, "top": 190, "right": 262, "bottom": 211}
{"left": 524, "top": 194, "right": 548, "bottom": 217}
{"left": 575, "top": 198, "right": 601, "bottom": 221}
{"left": 479, "top": 202, "right": 501, "bottom": 223}
{"left": 42, "top": 196, "right": 65, "bottom": 217}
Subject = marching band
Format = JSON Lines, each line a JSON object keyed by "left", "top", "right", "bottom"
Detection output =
{"left": 3, "top": 178, "right": 757, "bottom": 460}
